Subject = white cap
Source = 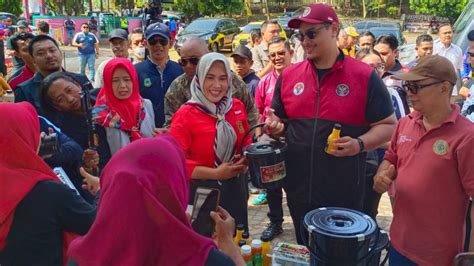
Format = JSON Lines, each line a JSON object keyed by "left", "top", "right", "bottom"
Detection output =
{"left": 241, "top": 245, "right": 252, "bottom": 254}
{"left": 251, "top": 239, "right": 262, "bottom": 248}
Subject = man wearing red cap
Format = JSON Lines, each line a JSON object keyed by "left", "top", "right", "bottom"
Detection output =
{"left": 265, "top": 3, "right": 396, "bottom": 244}
{"left": 374, "top": 55, "right": 474, "bottom": 265}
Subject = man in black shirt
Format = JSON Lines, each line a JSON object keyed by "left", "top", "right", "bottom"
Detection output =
{"left": 14, "top": 35, "right": 89, "bottom": 115}
{"left": 266, "top": 4, "right": 396, "bottom": 244}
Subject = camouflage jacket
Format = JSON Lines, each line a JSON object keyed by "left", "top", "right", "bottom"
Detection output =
{"left": 164, "top": 72, "right": 259, "bottom": 128}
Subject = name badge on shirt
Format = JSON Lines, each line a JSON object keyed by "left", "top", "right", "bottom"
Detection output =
{"left": 236, "top": 120, "right": 245, "bottom": 134}
{"left": 144, "top": 78, "right": 152, "bottom": 88}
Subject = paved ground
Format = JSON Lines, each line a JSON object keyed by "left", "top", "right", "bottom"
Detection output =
{"left": 61, "top": 43, "right": 394, "bottom": 248}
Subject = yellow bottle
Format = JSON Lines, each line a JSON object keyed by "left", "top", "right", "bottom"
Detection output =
{"left": 234, "top": 224, "right": 244, "bottom": 245}
{"left": 325, "top": 123, "right": 342, "bottom": 154}
{"left": 261, "top": 236, "right": 272, "bottom": 266}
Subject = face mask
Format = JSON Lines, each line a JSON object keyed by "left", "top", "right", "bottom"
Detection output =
{"left": 134, "top": 46, "right": 145, "bottom": 59}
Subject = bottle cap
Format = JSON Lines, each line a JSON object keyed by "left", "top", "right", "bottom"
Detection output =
{"left": 242, "top": 232, "right": 250, "bottom": 239}
{"left": 238, "top": 240, "right": 247, "bottom": 247}
{"left": 334, "top": 123, "right": 341, "bottom": 129}
{"left": 236, "top": 224, "right": 245, "bottom": 230}
{"left": 251, "top": 239, "right": 262, "bottom": 248}
{"left": 241, "top": 245, "right": 252, "bottom": 254}
{"left": 260, "top": 234, "right": 271, "bottom": 242}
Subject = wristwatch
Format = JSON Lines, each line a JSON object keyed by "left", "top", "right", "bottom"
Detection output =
{"left": 356, "top": 137, "right": 365, "bottom": 153}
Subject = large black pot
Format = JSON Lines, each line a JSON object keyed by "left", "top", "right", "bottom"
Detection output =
{"left": 304, "top": 207, "right": 389, "bottom": 266}
{"left": 241, "top": 123, "right": 288, "bottom": 190}
{"left": 243, "top": 139, "right": 287, "bottom": 190}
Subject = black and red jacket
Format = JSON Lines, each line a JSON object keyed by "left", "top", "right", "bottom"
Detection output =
{"left": 271, "top": 53, "right": 393, "bottom": 210}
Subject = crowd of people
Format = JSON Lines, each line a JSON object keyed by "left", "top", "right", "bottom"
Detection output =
{"left": 1, "top": 3, "right": 474, "bottom": 266}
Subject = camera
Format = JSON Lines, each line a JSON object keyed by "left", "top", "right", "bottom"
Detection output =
{"left": 39, "top": 133, "right": 60, "bottom": 157}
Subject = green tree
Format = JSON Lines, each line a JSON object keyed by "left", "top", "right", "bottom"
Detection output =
{"left": 0, "top": 0, "right": 23, "bottom": 16}
{"left": 174, "top": 0, "right": 242, "bottom": 20}
{"left": 409, "top": 0, "right": 468, "bottom": 23}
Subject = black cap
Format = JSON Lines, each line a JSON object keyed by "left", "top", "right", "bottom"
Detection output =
{"left": 145, "top": 22, "right": 170, "bottom": 41}
{"left": 231, "top": 45, "right": 253, "bottom": 60}
{"left": 109, "top": 29, "right": 128, "bottom": 41}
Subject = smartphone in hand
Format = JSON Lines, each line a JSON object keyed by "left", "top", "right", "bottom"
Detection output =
{"left": 191, "top": 187, "right": 220, "bottom": 237}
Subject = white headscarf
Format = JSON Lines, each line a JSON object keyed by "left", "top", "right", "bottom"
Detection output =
{"left": 188, "top": 52, "right": 237, "bottom": 165}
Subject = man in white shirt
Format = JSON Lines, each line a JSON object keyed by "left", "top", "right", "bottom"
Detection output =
{"left": 252, "top": 20, "right": 281, "bottom": 78}
{"left": 433, "top": 24, "right": 463, "bottom": 100}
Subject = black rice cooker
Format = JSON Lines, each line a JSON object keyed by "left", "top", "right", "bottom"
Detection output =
{"left": 243, "top": 139, "right": 287, "bottom": 190}
{"left": 304, "top": 207, "right": 389, "bottom": 266}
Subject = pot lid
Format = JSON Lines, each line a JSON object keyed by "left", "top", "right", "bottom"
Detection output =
{"left": 243, "top": 140, "right": 287, "bottom": 158}
{"left": 304, "top": 207, "right": 377, "bottom": 240}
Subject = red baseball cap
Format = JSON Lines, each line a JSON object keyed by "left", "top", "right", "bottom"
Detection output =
{"left": 288, "top": 4, "right": 339, "bottom": 29}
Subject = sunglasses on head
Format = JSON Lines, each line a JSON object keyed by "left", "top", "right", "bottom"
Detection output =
{"left": 295, "top": 24, "right": 330, "bottom": 42}
{"left": 269, "top": 50, "right": 287, "bottom": 59}
{"left": 468, "top": 52, "right": 474, "bottom": 57}
{"left": 178, "top": 57, "right": 200, "bottom": 66}
{"left": 148, "top": 37, "right": 169, "bottom": 46}
{"left": 402, "top": 80, "right": 444, "bottom": 94}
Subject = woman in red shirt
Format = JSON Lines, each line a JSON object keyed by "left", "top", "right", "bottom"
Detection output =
{"left": 170, "top": 52, "right": 251, "bottom": 232}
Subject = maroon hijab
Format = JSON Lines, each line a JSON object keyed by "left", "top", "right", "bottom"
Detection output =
{"left": 68, "top": 135, "right": 216, "bottom": 265}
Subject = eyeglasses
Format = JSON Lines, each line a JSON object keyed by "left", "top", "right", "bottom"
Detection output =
{"left": 468, "top": 52, "right": 474, "bottom": 57}
{"left": 269, "top": 50, "right": 287, "bottom": 59}
{"left": 82, "top": 26, "right": 89, "bottom": 29}
{"left": 402, "top": 80, "right": 444, "bottom": 94}
{"left": 295, "top": 24, "right": 330, "bottom": 42}
{"left": 178, "top": 57, "right": 200, "bottom": 66}
{"left": 148, "top": 37, "right": 169, "bottom": 46}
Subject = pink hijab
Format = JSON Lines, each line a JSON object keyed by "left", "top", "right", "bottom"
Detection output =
{"left": 68, "top": 135, "right": 216, "bottom": 265}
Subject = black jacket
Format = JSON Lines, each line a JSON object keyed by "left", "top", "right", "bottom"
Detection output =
{"left": 14, "top": 71, "right": 89, "bottom": 115}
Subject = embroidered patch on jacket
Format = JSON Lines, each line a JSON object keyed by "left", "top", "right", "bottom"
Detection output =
{"left": 293, "top": 82, "right": 305, "bottom": 96}
{"left": 432, "top": 139, "right": 448, "bottom": 156}
{"left": 336, "top": 84, "right": 350, "bottom": 97}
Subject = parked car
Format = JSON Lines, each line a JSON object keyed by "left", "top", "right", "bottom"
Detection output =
{"left": 0, "top": 12, "right": 17, "bottom": 24}
{"left": 231, "top": 21, "right": 286, "bottom": 50}
{"left": 276, "top": 16, "right": 295, "bottom": 38}
{"left": 369, "top": 27, "right": 406, "bottom": 45}
{"left": 174, "top": 18, "right": 240, "bottom": 53}
{"left": 399, "top": 0, "right": 474, "bottom": 65}
{"left": 353, "top": 20, "right": 401, "bottom": 33}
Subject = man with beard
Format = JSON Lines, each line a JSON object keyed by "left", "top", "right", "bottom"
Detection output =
{"left": 14, "top": 35, "right": 89, "bottom": 115}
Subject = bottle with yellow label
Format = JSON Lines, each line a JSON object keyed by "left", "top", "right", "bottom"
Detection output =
{"left": 325, "top": 123, "right": 342, "bottom": 154}
{"left": 234, "top": 224, "right": 245, "bottom": 245}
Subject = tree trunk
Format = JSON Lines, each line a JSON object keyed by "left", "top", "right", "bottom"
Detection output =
{"left": 398, "top": 0, "right": 402, "bottom": 16}
{"left": 88, "top": 0, "right": 93, "bottom": 11}
{"left": 265, "top": 0, "right": 270, "bottom": 20}
{"left": 362, "top": 0, "right": 367, "bottom": 18}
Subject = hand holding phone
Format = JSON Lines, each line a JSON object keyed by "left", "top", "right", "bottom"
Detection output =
{"left": 191, "top": 187, "right": 220, "bottom": 237}
{"left": 210, "top": 206, "right": 235, "bottom": 242}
